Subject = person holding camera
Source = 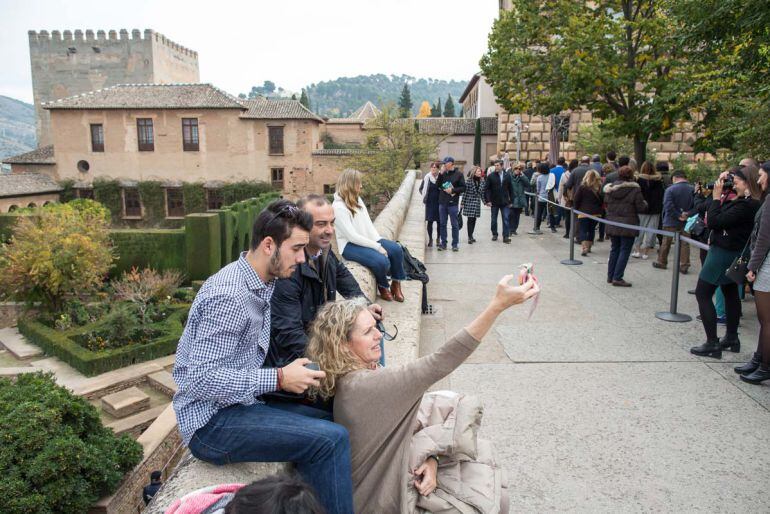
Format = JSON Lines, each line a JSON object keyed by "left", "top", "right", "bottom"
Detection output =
{"left": 436, "top": 157, "right": 466, "bottom": 251}
{"left": 691, "top": 166, "right": 762, "bottom": 359}
{"left": 306, "top": 274, "right": 539, "bottom": 513}
{"left": 739, "top": 162, "right": 770, "bottom": 383}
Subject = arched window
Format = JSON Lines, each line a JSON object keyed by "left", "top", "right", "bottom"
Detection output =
{"left": 27, "top": 202, "right": 37, "bottom": 208}
{"left": 8, "top": 205, "right": 18, "bottom": 212}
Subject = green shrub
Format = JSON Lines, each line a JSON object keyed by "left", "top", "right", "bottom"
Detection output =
{"left": 18, "top": 306, "right": 187, "bottom": 376}
{"left": 109, "top": 229, "right": 186, "bottom": 277}
{"left": 0, "top": 201, "right": 114, "bottom": 311}
{"left": 0, "top": 372, "right": 142, "bottom": 513}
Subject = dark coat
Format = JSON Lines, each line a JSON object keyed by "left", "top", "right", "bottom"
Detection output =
{"left": 603, "top": 180, "right": 648, "bottom": 238}
{"left": 749, "top": 198, "right": 770, "bottom": 271}
{"left": 637, "top": 174, "right": 665, "bottom": 215}
{"left": 662, "top": 181, "right": 695, "bottom": 228}
{"left": 422, "top": 177, "right": 440, "bottom": 222}
{"left": 563, "top": 165, "right": 591, "bottom": 195}
{"left": 510, "top": 174, "right": 529, "bottom": 209}
{"left": 572, "top": 185, "right": 603, "bottom": 216}
{"left": 707, "top": 197, "right": 761, "bottom": 252}
{"left": 268, "top": 248, "right": 364, "bottom": 368}
{"left": 461, "top": 177, "right": 485, "bottom": 218}
{"left": 484, "top": 170, "right": 513, "bottom": 207}
{"left": 437, "top": 169, "right": 466, "bottom": 206}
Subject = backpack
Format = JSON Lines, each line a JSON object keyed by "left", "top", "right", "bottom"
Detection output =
{"left": 398, "top": 242, "right": 432, "bottom": 314}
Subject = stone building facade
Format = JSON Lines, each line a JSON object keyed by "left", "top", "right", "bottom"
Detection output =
{"left": 28, "top": 29, "right": 199, "bottom": 146}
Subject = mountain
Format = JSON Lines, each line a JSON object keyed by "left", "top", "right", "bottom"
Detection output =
{"left": 306, "top": 74, "right": 466, "bottom": 117}
{"left": 0, "top": 95, "right": 36, "bottom": 160}
{"left": 240, "top": 75, "right": 467, "bottom": 118}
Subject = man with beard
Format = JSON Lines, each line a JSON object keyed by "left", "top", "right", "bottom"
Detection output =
{"left": 267, "top": 194, "right": 384, "bottom": 415}
{"left": 172, "top": 199, "right": 355, "bottom": 514}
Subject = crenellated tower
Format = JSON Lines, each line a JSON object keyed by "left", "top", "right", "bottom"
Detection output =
{"left": 28, "top": 28, "right": 199, "bottom": 146}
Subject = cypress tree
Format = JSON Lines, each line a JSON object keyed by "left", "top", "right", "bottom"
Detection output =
{"left": 398, "top": 83, "right": 413, "bottom": 117}
{"left": 443, "top": 94, "right": 456, "bottom": 117}
{"left": 473, "top": 118, "right": 482, "bottom": 166}
{"left": 300, "top": 89, "right": 311, "bottom": 110}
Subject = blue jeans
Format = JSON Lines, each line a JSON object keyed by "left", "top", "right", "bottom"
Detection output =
{"left": 439, "top": 204, "right": 460, "bottom": 248}
{"left": 490, "top": 205, "right": 511, "bottom": 238}
{"left": 608, "top": 236, "right": 635, "bottom": 281}
{"left": 189, "top": 403, "right": 354, "bottom": 514}
{"left": 578, "top": 218, "right": 598, "bottom": 242}
{"left": 342, "top": 238, "right": 406, "bottom": 289}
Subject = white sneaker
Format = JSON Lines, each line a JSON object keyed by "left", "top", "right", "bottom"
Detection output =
{"left": 641, "top": 254, "right": 649, "bottom": 260}
{"left": 631, "top": 252, "right": 641, "bottom": 259}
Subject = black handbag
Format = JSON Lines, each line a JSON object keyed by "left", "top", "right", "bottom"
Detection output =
{"left": 725, "top": 241, "right": 751, "bottom": 285}
{"left": 457, "top": 206, "right": 464, "bottom": 229}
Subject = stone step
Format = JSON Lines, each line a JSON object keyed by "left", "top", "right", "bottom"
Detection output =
{"left": 147, "top": 370, "right": 177, "bottom": 397}
{"left": 107, "top": 403, "right": 169, "bottom": 437}
{"left": 0, "top": 366, "right": 44, "bottom": 378}
{"left": 101, "top": 386, "right": 150, "bottom": 418}
{"left": 0, "top": 327, "right": 43, "bottom": 360}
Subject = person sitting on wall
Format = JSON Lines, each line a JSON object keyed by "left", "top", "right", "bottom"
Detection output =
{"left": 333, "top": 169, "right": 407, "bottom": 302}
{"left": 143, "top": 470, "right": 162, "bottom": 505}
{"left": 172, "top": 199, "right": 354, "bottom": 514}
{"left": 266, "top": 193, "right": 385, "bottom": 416}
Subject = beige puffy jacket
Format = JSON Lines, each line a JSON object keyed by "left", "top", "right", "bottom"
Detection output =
{"left": 406, "top": 391, "right": 509, "bottom": 513}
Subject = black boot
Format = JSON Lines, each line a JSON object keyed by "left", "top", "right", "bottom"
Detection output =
{"left": 739, "top": 366, "right": 770, "bottom": 385}
{"left": 720, "top": 334, "right": 741, "bottom": 353}
{"left": 734, "top": 353, "right": 762, "bottom": 374}
{"left": 690, "top": 338, "right": 722, "bottom": 359}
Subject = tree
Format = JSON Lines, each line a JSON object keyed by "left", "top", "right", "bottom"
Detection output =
{"left": 346, "top": 104, "right": 445, "bottom": 205}
{"left": 671, "top": 0, "right": 770, "bottom": 158}
{"left": 300, "top": 89, "right": 311, "bottom": 110}
{"left": 473, "top": 118, "right": 482, "bottom": 166}
{"left": 481, "top": 1, "right": 685, "bottom": 163}
{"left": 417, "top": 101, "right": 432, "bottom": 118}
{"left": 0, "top": 200, "right": 114, "bottom": 312}
{"left": 443, "top": 94, "right": 456, "bottom": 117}
{"left": 0, "top": 372, "right": 142, "bottom": 513}
{"left": 398, "top": 83, "right": 413, "bottom": 117}
{"left": 291, "top": 93, "right": 297, "bottom": 100}
{"left": 431, "top": 98, "right": 442, "bottom": 117}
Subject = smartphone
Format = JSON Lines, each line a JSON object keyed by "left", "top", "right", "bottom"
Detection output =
{"left": 518, "top": 263, "right": 540, "bottom": 320}
{"left": 304, "top": 362, "right": 320, "bottom": 371}
{"left": 442, "top": 181, "right": 452, "bottom": 189}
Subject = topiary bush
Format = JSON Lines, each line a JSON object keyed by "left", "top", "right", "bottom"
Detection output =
{"left": 0, "top": 372, "right": 143, "bottom": 514}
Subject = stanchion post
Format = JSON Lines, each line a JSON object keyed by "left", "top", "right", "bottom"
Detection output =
{"left": 527, "top": 194, "right": 543, "bottom": 235}
{"left": 561, "top": 208, "right": 582, "bottom": 266}
{"left": 655, "top": 231, "right": 692, "bottom": 322}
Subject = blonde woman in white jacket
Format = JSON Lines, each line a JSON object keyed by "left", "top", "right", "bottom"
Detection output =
{"left": 333, "top": 169, "right": 406, "bottom": 302}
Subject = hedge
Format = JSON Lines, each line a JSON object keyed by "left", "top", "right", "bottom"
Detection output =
{"left": 109, "top": 229, "right": 186, "bottom": 277}
{"left": 185, "top": 213, "right": 221, "bottom": 281}
{"left": 17, "top": 306, "right": 188, "bottom": 376}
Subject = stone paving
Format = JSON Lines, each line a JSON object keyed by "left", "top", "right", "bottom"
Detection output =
{"left": 420, "top": 209, "right": 770, "bottom": 512}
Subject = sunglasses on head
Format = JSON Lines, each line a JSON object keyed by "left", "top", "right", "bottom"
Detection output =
{"left": 263, "top": 204, "right": 300, "bottom": 228}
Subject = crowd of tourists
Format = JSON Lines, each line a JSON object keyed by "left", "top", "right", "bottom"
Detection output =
{"left": 421, "top": 152, "right": 770, "bottom": 390}
{"left": 168, "top": 166, "right": 539, "bottom": 514}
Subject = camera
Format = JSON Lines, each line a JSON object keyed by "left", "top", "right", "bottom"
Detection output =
{"left": 706, "top": 174, "right": 734, "bottom": 191}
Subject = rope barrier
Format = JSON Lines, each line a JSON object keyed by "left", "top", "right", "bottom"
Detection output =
{"left": 522, "top": 191, "right": 695, "bottom": 322}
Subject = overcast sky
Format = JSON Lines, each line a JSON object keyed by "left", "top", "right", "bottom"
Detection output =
{"left": 0, "top": 0, "right": 499, "bottom": 104}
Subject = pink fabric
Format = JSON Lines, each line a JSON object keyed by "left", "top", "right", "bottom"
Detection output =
{"left": 165, "top": 484, "right": 245, "bottom": 514}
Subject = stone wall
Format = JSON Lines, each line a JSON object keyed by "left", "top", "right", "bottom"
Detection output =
{"left": 144, "top": 170, "right": 425, "bottom": 513}
{"left": 497, "top": 111, "right": 712, "bottom": 163}
{"left": 28, "top": 29, "right": 198, "bottom": 146}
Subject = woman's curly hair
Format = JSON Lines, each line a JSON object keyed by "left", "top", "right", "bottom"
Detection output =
{"left": 306, "top": 297, "right": 370, "bottom": 400}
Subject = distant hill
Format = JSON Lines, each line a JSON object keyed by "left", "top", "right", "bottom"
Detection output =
{"left": 240, "top": 75, "right": 467, "bottom": 118}
{"left": 0, "top": 96, "right": 36, "bottom": 160}
{"left": 306, "top": 74, "right": 466, "bottom": 118}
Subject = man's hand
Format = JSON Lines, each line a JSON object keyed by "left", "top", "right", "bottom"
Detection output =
{"left": 413, "top": 458, "right": 438, "bottom": 496}
{"left": 280, "top": 358, "right": 325, "bottom": 394}
{"left": 367, "top": 303, "right": 383, "bottom": 321}
{"left": 377, "top": 246, "right": 388, "bottom": 256}
{"left": 485, "top": 202, "right": 492, "bottom": 207}
{"left": 747, "top": 270, "right": 756, "bottom": 283}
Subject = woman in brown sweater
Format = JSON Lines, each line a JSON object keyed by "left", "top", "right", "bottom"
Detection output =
{"left": 306, "top": 275, "right": 539, "bottom": 513}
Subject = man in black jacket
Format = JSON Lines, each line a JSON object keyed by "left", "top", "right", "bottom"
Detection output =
{"left": 437, "top": 156, "right": 466, "bottom": 251}
{"left": 484, "top": 160, "right": 514, "bottom": 243}
{"left": 267, "top": 194, "right": 383, "bottom": 414}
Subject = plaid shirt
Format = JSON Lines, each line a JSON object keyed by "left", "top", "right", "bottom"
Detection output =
{"left": 173, "top": 253, "right": 278, "bottom": 445}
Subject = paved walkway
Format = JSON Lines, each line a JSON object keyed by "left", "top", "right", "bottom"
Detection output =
{"left": 420, "top": 208, "right": 770, "bottom": 512}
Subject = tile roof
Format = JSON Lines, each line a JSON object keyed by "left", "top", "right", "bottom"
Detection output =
{"left": 407, "top": 117, "right": 498, "bottom": 135}
{"left": 312, "top": 148, "right": 374, "bottom": 156}
{"left": 326, "top": 101, "right": 381, "bottom": 124}
{"left": 240, "top": 98, "right": 324, "bottom": 122}
{"left": 2, "top": 145, "right": 55, "bottom": 165}
{"left": 42, "top": 84, "right": 245, "bottom": 110}
{"left": 0, "top": 173, "right": 62, "bottom": 198}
